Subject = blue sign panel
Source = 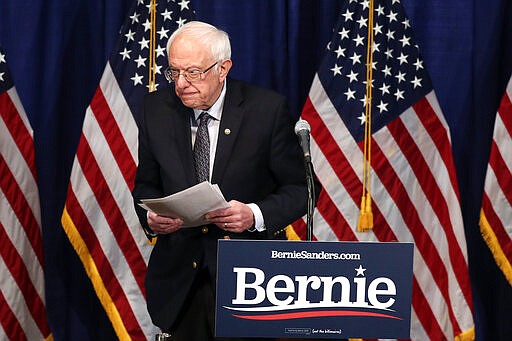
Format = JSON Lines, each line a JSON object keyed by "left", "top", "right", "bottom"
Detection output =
{"left": 215, "top": 240, "right": 413, "bottom": 339}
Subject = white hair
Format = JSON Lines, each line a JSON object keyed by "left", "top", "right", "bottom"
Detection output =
{"left": 166, "top": 21, "right": 231, "bottom": 63}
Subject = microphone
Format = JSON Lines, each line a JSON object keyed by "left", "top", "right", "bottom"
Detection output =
{"left": 294, "top": 119, "right": 311, "bottom": 162}
{"left": 295, "top": 119, "right": 315, "bottom": 241}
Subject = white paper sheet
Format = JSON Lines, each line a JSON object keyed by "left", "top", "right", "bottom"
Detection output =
{"left": 138, "top": 181, "right": 230, "bottom": 227}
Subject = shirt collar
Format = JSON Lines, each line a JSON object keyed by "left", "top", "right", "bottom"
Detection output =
{"left": 193, "top": 80, "right": 227, "bottom": 122}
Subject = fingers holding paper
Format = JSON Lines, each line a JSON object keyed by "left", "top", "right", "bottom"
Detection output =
{"left": 205, "top": 200, "right": 255, "bottom": 233}
{"left": 147, "top": 211, "right": 183, "bottom": 234}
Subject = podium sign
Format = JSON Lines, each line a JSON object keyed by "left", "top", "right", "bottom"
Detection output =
{"left": 215, "top": 240, "right": 413, "bottom": 339}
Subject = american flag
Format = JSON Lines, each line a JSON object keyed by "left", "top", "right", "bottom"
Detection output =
{"left": 0, "top": 47, "right": 52, "bottom": 340}
{"left": 60, "top": 0, "right": 195, "bottom": 339}
{"left": 290, "top": 0, "right": 475, "bottom": 339}
{"left": 480, "top": 74, "right": 512, "bottom": 286}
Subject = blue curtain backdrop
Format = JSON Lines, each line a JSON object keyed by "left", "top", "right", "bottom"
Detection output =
{"left": 1, "top": 0, "right": 511, "bottom": 339}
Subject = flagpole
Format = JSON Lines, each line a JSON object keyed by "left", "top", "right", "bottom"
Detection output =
{"left": 148, "top": 0, "right": 157, "bottom": 92}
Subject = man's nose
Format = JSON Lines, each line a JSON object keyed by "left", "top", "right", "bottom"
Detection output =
{"left": 175, "top": 74, "right": 190, "bottom": 87}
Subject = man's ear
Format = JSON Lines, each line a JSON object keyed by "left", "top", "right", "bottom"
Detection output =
{"left": 218, "top": 59, "right": 232, "bottom": 81}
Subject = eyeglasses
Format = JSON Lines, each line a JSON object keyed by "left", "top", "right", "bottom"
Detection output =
{"left": 164, "top": 62, "right": 218, "bottom": 83}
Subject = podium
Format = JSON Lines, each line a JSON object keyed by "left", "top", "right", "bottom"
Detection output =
{"left": 215, "top": 240, "right": 413, "bottom": 339}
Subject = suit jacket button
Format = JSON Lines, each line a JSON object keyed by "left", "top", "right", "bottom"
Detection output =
{"left": 192, "top": 261, "right": 198, "bottom": 269}
{"left": 201, "top": 226, "right": 208, "bottom": 234}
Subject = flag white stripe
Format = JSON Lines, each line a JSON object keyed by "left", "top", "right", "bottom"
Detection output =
{"left": 493, "top": 114, "right": 512, "bottom": 171}
{"left": 0, "top": 115, "right": 40, "bottom": 226}
{"left": 400, "top": 100, "right": 468, "bottom": 260}
{"left": 369, "top": 128, "right": 456, "bottom": 339}
{"left": 310, "top": 138, "right": 371, "bottom": 239}
{"left": 100, "top": 63, "right": 140, "bottom": 162}
{"left": 6, "top": 88, "right": 32, "bottom": 134}
{"left": 82, "top": 103, "right": 149, "bottom": 259}
{"left": 373, "top": 126, "right": 471, "bottom": 335}
{"left": 0, "top": 324, "right": 6, "bottom": 340}
{"left": 68, "top": 159, "right": 159, "bottom": 337}
{"left": 0, "top": 256, "right": 43, "bottom": 340}
{"left": 68, "top": 157, "right": 140, "bottom": 292}
{"left": 0, "top": 189, "right": 45, "bottom": 298}
{"left": 409, "top": 308, "right": 429, "bottom": 341}
{"left": 71, "top": 92, "right": 158, "bottom": 336}
{"left": 484, "top": 165, "right": 512, "bottom": 228}
{"left": 309, "top": 76, "right": 365, "bottom": 177}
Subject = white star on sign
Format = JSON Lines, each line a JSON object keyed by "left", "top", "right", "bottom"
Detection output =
{"left": 355, "top": 265, "right": 366, "bottom": 276}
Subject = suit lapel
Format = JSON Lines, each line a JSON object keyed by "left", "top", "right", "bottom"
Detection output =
{"left": 212, "top": 80, "right": 244, "bottom": 184}
{"left": 174, "top": 104, "right": 197, "bottom": 186}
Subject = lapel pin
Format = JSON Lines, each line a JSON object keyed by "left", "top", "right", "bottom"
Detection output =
{"left": 224, "top": 128, "right": 231, "bottom": 135}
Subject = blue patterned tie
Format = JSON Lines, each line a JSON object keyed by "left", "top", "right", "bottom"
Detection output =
{"left": 193, "top": 112, "right": 211, "bottom": 182}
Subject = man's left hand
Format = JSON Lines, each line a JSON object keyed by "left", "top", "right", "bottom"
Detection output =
{"left": 205, "top": 200, "right": 254, "bottom": 233}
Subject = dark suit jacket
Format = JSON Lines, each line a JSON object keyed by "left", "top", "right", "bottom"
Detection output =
{"left": 132, "top": 78, "right": 310, "bottom": 330}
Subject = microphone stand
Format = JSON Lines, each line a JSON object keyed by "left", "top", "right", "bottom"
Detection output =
{"left": 304, "top": 158, "right": 315, "bottom": 241}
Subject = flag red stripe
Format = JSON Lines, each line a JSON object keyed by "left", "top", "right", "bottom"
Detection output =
{"left": 0, "top": 154, "right": 44, "bottom": 264}
{"left": 411, "top": 277, "right": 445, "bottom": 340}
{"left": 488, "top": 140, "right": 512, "bottom": 211}
{"left": 367, "top": 200, "right": 449, "bottom": 338}
{"left": 304, "top": 104, "right": 363, "bottom": 205}
{"left": 413, "top": 97, "right": 461, "bottom": 199}
{"left": 481, "top": 194, "right": 512, "bottom": 260}
{"left": 0, "top": 289, "right": 26, "bottom": 341}
{"left": 291, "top": 216, "right": 307, "bottom": 240}
{"left": 64, "top": 188, "right": 145, "bottom": 339}
{"left": 498, "top": 91, "right": 512, "bottom": 136}
{"left": 370, "top": 138, "right": 462, "bottom": 334}
{"left": 0, "top": 221, "right": 49, "bottom": 336}
{"left": 74, "top": 134, "right": 147, "bottom": 293}
{"left": 90, "top": 87, "right": 137, "bottom": 189}
{"left": 388, "top": 114, "right": 472, "bottom": 309}
{"left": 0, "top": 92, "right": 37, "bottom": 180}
{"left": 302, "top": 99, "right": 359, "bottom": 241}
{"left": 316, "top": 190, "right": 357, "bottom": 241}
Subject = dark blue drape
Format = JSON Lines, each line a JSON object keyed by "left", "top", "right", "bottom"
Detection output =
{"left": 1, "top": 0, "right": 511, "bottom": 340}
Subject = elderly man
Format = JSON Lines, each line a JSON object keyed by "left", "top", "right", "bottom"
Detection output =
{"left": 133, "top": 21, "right": 314, "bottom": 340}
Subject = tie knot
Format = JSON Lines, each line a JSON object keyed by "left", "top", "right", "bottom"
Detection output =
{"left": 198, "top": 112, "right": 210, "bottom": 125}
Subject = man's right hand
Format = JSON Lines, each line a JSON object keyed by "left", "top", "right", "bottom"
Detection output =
{"left": 147, "top": 211, "right": 183, "bottom": 234}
